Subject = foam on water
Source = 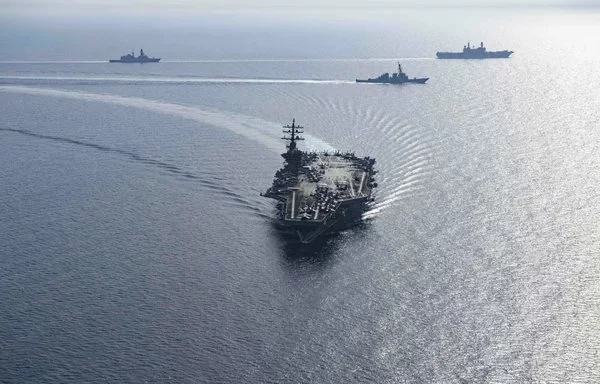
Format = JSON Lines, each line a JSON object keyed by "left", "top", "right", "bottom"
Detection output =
{"left": 0, "top": 75, "right": 353, "bottom": 85}
{"left": 0, "top": 85, "right": 334, "bottom": 153}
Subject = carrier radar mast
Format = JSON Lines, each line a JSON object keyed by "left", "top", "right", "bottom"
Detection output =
{"left": 282, "top": 118, "right": 304, "bottom": 152}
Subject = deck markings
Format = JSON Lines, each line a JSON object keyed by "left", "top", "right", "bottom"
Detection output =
{"left": 358, "top": 172, "right": 367, "bottom": 196}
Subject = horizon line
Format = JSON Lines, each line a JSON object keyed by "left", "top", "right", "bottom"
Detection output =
{"left": 3, "top": 3, "right": 600, "bottom": 12}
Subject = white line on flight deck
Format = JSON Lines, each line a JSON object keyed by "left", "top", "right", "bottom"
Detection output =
{"left": 291, "top": 190, "right": 296, "bottom": 219}
{"left": 359, "top": 172, "right": 367, "bottom": 196}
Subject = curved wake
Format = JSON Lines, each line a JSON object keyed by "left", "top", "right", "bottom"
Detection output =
{"left": 251, "top": 86, "right": 436, "bottom": 218}
{"left": 0, "top": 85, "right": 334, "bottom": 153}
{"left": 0, "top": 127, "right": 266, "bottom": 211}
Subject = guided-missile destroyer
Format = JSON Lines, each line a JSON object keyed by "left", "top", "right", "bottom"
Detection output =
{"left": 356, "top": 62, "right": 428, "bottom": 84}
{"left": 263, "top": 119, "right": 377, "bottom": 244}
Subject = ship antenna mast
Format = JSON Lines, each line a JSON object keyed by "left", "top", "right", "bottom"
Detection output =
{"left": 282, "top": 118, "right": 304, "bottom": 151}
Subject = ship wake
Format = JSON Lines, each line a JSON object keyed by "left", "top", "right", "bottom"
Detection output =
{"left": 0, "top": 75, "right": 353, "bottom": 85}
{"left": 0, "top": 85, "right": 333, "bottom": 153}
{"left": 259, "top": 88, "right": 436, "bottom": 219}
{"left": 0, "top": 126, "right": 265, "bottom": 212}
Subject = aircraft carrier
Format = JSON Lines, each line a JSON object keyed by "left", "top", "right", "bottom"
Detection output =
{"left": 263, "top": 120, "right": 377, "bottom": 244}
{"left": 436, "top": 42, "right": 513, "bottom": 59}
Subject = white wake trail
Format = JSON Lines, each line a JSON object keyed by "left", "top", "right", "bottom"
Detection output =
{"left": 0, "top": 75, "right": 353, "bottom": 85}
{"left": 0, "top": 85, "right": 334, "bottom": 153}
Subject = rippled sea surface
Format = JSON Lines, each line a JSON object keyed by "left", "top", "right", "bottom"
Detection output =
{"left": 1, "top": 8, "right": 600, "bottom": 383}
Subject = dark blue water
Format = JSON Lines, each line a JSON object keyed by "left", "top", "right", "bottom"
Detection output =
{"left": 1, "top": 8, "right": 599, "bottom": 383}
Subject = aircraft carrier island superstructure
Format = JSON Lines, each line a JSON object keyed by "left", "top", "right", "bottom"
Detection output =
{"left": 263, "top": 119, "right": 377, "bottom": 244}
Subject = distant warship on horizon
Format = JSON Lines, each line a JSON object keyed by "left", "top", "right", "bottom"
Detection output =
{"left": 437, "top": 42, "right": 513, "bottom": 59}
{"left": 109, "top": 49, "right": 160, "bottom": 63}
{"left": 356, "top": 62, "right": 428, "bottom": 84}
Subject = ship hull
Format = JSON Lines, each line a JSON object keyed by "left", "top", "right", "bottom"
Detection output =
{"left": 356, "top": 77, "right": 428, "bottom": 84}
{"left": 436, "top": 51, "right": 513, "bottom": 59}
{"left": 275, "top": 198, "right": 368, "bottom": 244}
{"left": 109, "top": 58, "right": 161, "bottom": 63}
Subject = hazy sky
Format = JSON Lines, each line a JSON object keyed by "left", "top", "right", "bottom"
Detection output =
{"left": 3, "top": 0, "right": 598, "bottom": 12}
{"left": 2, "top": 0, "right": 598, "bottom": 21}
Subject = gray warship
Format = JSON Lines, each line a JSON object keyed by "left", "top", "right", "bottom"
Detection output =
{"left": 436, "top": 42, "right": 513, "bottom": 59}
{"left": 263, "top": 120, "right": 377, "bottom": 244}
{"left": 356, "top": 63, "right": 428, "bottom": 84}
{"left": 109, "top": 49, "right": 160, "bottom": 63}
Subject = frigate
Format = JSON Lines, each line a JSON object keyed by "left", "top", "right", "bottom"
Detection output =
{"left": 109, "top": 49, "right": 160, "bottom": 63}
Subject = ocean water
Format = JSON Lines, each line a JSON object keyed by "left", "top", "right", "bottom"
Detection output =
{"left": 1, "top": 8, "right": 600, "bottom": 383}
